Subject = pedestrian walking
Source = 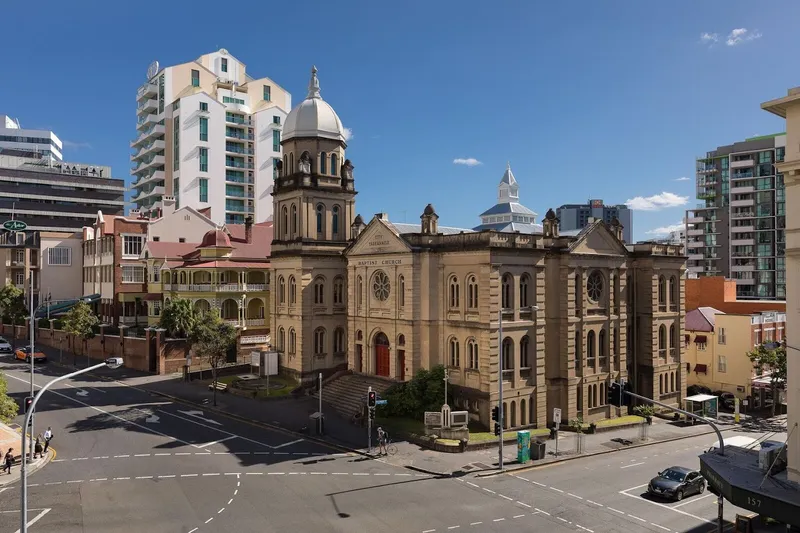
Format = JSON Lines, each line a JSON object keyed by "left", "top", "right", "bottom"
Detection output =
{"left": 43, "top": 427, "right": 53, "bottom": 453}
{"left": 3, "top": 448, "right": 13, "bottom": 474}
{"left": 33, "top": 436, "right": 43, "bottom": 459}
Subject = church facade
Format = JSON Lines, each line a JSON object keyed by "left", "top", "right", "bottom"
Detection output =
{"left": 270, "top": 67, "right": 687, "bottom": 429}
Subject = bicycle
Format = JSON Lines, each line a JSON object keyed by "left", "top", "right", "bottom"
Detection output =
{"left": 384, "top": 438, "right": 397, "bottom": 456}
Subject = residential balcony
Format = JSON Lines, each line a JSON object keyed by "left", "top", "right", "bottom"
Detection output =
{"left": 225, "top": 173, "right": 254, "bottom": 184}
{"left": 731, "top": 225, "right": 755, "bottom": 233}
{"left": 731, "top": 199, "right": 755, "bottom": 207}
{"left": 133, "top": 185, "right": 165, "bottom": 202}
{"left": 132, "top": 170, "right": 165, "bottom": 189}
{"left": 225, "top": 161, "right": 254, "bottom": 170}
{"left": 731, "top": 250, "right": 755, "bottom": 258}
{"left": 687, "top": 253, "right": 703, "bottom": 261}
{"left": 696, "top": 165, "right": 717, "bottom": 174}
{"left": 731, "top": 185, "right": 755, "bottom": 194}
{"left": 225, "top": 145, "right": 255, "bottom": 156}
{"left": 730, "top": 158, "right": 754, "bottom": 169}
{"left": 136, "top": 113, "right": 159, "bottom": 131}
{"left": 225, "top": 116, "right": 252, "bottom": 126}
{"left": 687, "top": 265, "right": 705, "bottom": 274}
{"left": 131, "top": 125, "right": 165, "bottom": 148}
{"left": 687, "top": 229, "right": 704, "bottom": 237}
{"left": 164, "top": 283, "right": 268, "bottom": 293}
{"left": 225, "top": 131, "right": 254, "bottom": 141}
{"left": 731, "top": 238, "right": 755, "bottom": 246}
{"left": 732, "top": 211, "right": 755, "bottom": 219}
{"left": 687, "top": 216, "right": 704, "bottom": 224}
{"left": 244, "top": 318, "right": 266, "bottom": 328}
{"left": 137, "top": 98, "right": 158, "bottom": 113}
{"left": 241, "top": 335, "right": 269, "bottom": 345}
{"left": 686, "top": 241, "right": 704, "bottom": 249}
{"left": 731, "top": 172, "right": 754, "bottom": 180}
{"left": 735, "top": 277, "right": 755, "bottom": 285}
{"left": 137, "top": 82, "right": 158, "bottom": 100}
{"left": 138, "top": 155, "right": 165, "bottom": 173}
{"left": 132, "top": 139, "right": 165, "bottom": 161}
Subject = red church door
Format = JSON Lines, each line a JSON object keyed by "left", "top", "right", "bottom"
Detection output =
{"left": 375, "top": 333, "right": 390, "bottom": 377}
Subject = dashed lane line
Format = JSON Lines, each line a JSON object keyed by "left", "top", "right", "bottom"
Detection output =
{"left": 651, "top": 523, "right": 672, "bottom": 532}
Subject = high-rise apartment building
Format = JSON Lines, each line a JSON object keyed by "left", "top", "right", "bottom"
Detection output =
{"left": 556, "top": 200, "right": 633, "bottom": 242}
{"left": 0, "top": 114, "right": 62, "bottom": 162}
{"left": 685, "top": 134, "right": 786, "bottom": 300}
{"left": 131, "top": 48, "right": 291, "bottom": 225}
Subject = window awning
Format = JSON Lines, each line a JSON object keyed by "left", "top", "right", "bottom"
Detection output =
{"left": 694, "top": 363, "right": 708, "bottom": 374}
{"left": 694, "top": 335, "right": 707, "bottom": 343}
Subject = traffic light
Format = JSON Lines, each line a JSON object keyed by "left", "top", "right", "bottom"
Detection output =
{"left": 491, "top": 406, "right": 499, "bottom": 422}
{"left": 23, "top": 396, "right": 33, "bottom": 414}
{"left": 368, "top": 408, "right": 375, "bottom": 421}
{"left": 608, "top": 382, "right": 622, "bottom": 407}
{"left": 494, "top": 423, "right": 501, "bottom": 436}
{"left": 367, "top": 390, "right": 376, "bottom": 408}
{"left": 623, "top": 380, "right": 633, "bottom": 406}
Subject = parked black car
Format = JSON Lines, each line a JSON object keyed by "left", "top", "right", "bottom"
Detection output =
{"left": 647, "top": 466, "right": 705, "bottom": 501}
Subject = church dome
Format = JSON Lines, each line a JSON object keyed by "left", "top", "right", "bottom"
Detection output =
{"left": 199, "top": 229, "right": 232, "bottom": 248}
{"left": 283, "top": 66, "right": 346, "bottom": 143}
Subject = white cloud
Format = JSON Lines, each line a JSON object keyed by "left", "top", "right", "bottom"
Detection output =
{"left": 343, "top": 127, "right": 353, "bottom": 141}
{"left": 62, "top": 140, "right": 93, "bottom": 150}
{"left": 453, "top": 158, "right": 482, "bottom": 167}
{"left": 674, "top": 176, "right": 690, "bottom": 182}
{"left": 646, "top": 222, "right": 684, "bottom": 236}
{"left": 625, "top": 192, "right": 689, "bottom": 211}
{"left": 700, "top": 32, "right": 718, "bottom": 45}
{"left": 726, "top": 28, "right": 761, "bottom": 46}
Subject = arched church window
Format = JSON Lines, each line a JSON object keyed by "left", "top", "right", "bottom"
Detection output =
{"left": 331, "top": 153, "right": 338, "bottom": 176}
{"left": 289, "top": 153, "right": 294, "bottom": 175}
{"left": 291, "top": 204, "right": 297, "bottom": 237}
{"left": 281, "top": 206, "right": 288, "bottom": 240}
{"left": 316, "top": 204, "right": 325, "bottom": 238}
{"left": 332, "top": 206, "right": 340, "bottom": 238}
{"left": 320, "top": 152, "right": 327, "bottom": 175}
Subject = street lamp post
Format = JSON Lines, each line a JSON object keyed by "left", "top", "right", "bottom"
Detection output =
{"left": 20, "top": 357, "right": 124, "bottom": 533}
{"left": 497, "top": 304, "right": 539, "bottom": 471}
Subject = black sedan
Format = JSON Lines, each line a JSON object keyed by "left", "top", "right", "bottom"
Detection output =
{"left": 647, "top": 466, "right": 706, "bottom": 501}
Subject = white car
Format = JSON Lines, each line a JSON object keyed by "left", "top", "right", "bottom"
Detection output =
{"left": 0, "top": 338, "right": 12, "bottom": 354}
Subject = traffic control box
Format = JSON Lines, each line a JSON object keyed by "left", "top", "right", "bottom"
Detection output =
{"left": 516, "top": 430, "right": 531, "bottom": 464}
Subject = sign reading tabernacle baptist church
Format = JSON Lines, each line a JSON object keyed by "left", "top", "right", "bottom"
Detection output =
{"left": 352, "top": 232, "right": 410, "bottom": 263}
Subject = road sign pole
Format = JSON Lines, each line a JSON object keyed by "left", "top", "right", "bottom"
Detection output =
{"left": 367, "top": 386, "right": 372, "bottom": 453}
{"left": 498, "top": 309, "right": 504, "bottom": 471}
{"left": 553, "top": 407, "right": 561, "bottom": 458}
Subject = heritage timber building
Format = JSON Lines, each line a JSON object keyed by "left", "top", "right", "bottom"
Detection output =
{"left": 270, "top": 67, "right": 687, "bottom": 429}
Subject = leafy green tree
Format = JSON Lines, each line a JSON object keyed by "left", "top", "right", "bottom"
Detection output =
{"left": 748, "top": 342, "right": 787, "bottom": 416}
{"left": 380, "top": 365, "right": 447, "bottom": 419}
{"left": 159, "top": 298, "right": 197, "bottom": 338}
{"left": 189, "top": 311, "right": 237, "bottom": 406}
{"left": 62, "top": 301, "right": 99, "bottom": 365}
{"left": 0, "top": 372, "right": 19, "bottom": 423}
{"left": 0, "top": 283, "right": 28, "bottom": 348}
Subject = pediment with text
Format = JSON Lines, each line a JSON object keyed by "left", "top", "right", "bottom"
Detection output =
{"left": 569, "top": 223, "right": 628, "bottom": 256}
{"left": 346, "top": 219, "right": 412, "bottom": 257}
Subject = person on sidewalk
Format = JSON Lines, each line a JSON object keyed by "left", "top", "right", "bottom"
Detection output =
{"left": 33, "top": 436, "right": 43, "bottom": 460}
{"left": 43, "top": 427, "right": 53, "bottom": 453}
{"left": 376, "top": 426, "right": 387, "bottom": 456}
{"left": 3, "top": 448, "right": 13, "bottom": 474}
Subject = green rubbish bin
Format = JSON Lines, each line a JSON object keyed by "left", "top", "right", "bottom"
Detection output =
{"left": 517, "top": 430, "right": 531, "bottom": 463}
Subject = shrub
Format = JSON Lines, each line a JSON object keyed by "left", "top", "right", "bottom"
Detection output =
{"left": 379, "top": 365, "right": 447, "bottom": 419}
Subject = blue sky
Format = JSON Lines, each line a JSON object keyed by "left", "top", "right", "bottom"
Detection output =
{"left": 4, "top": 0, "right": 800, "bottom": 240}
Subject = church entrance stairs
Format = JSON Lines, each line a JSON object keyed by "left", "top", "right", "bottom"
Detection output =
{"left": 313, "top": 373, "right": 395, "bottom": 419}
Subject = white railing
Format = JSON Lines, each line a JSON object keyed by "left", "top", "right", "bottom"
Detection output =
{"left": 161, "top": 283, "right": 268, "bottom": 292}
{"left": 244, "top": 318, "right": 266, "bottom": 327}
{"left": 224, "top": 319, "right": 240, "bottom": 326}
{"left": 240, "top": 335, "right": 268, "bottom": 345}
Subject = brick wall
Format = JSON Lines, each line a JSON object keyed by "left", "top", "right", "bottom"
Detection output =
{"left": 686, "top": 277, "right": 786, "bottom": 314}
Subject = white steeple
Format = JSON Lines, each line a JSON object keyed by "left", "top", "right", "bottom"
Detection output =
{"left": 307, "top": 65, "right": 321, "bottom": 99}
{"left": 498, "top": 162, "right": 519, "bottom": 202}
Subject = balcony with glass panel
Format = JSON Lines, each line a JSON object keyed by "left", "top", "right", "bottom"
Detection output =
{"left": 731, "top": 185, "right": 755, "bottom": 194}
{"left": 137, "top": 82, "right": 158, "bottom": 100}
{"left": 131, "top": 124, "right": 165, "bottom": 148}
{"left": 137, "top": 98, "right": 158, "bottom": 114}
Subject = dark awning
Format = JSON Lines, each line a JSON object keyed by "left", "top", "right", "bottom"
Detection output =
{"left": 694, "top": 335, "right": 707, "bottom": 343}
{"left": 143, "top": 293, "right": 162, "bottom": 301}
{"left": 694, "top": 364, "right": 708, "bottom": 374}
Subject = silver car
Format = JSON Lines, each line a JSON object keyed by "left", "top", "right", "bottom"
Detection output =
{"left": 0, "top": 337, "right": 12, "bottom": 354}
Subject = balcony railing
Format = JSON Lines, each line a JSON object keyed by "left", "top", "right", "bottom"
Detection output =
{"left": 241, "top": 335, "right": 269, "bottom": 345}
{"left": 244, "top": 318, "right": 266, "bottom": 327}
{"left": 501, "top": 369, "right": 513, "bottom": 382}
{"left": 658, "top": 349, "right": 667, "bottom": 359}
{"left": 163, "top": 283, "right": 268, "bottom": 292}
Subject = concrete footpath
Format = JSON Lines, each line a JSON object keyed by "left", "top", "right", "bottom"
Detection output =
{"left": 0, "top": 421, "right": 53, "bottom": 486}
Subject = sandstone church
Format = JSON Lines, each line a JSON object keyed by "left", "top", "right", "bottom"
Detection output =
{"left": 270, "top": 67, "right": 687, "bottom": 429}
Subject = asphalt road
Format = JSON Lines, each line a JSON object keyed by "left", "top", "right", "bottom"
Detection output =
{"left": 0, "top": 358, "right": 569, "bottom": 533}
{"left": 470, "top": 427, "right": 787, "bottom": 533}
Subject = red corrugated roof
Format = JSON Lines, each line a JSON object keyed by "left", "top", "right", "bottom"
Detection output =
{"left": 225, "top": 222, "right": 273, "bottom": 258}
{"left": 175, "top": 260, "right": 269, "bottom": 269}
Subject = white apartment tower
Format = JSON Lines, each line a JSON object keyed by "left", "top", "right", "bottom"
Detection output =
{"left": 0, "top": 114, "right": 63, "bottom": 161}
{"left": 131, "top": 49, "right": 291, "bottom": 224}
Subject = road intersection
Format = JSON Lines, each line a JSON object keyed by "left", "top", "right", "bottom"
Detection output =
{"left": 0, "top": 357, "right": 785, "bottom": 532}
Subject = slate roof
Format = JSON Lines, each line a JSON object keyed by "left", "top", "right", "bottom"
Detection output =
{"left": 479, "top": 202, "right": 537, "bottom": 217}
{"left": 472, "top": 221, "right": 544, "bottom": 234}
{"left": 685, "top": 307, "right": 723, "bottom": 332}
{"left": 388, "top": 222, "right": 474, "bottom": 235}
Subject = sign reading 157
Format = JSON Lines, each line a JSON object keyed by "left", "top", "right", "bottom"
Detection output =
{"left": 2, "top": 220, "right": 27, "bottom": 231}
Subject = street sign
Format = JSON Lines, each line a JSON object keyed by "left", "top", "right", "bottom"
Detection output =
{"left": 2, "top": 220, "right": 27, "bottom": 231}
{"left": 376, "top": 399, "right": 388, "bottom": 406}
{"left": 553, "top": 407, "right": 562, "bottom": 426}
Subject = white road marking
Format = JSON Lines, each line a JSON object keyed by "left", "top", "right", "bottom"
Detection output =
{"left": 153, "top": 453, "right": 170, "bottom": 457}
{"left": 532, "top": 480, "right": 546, "bottom": 487}
{"left": 181, "top": 474, "right": 198, "bottom": 477}
{"left": 482, "top": 488, "right": 496, "bottom": 494}
{"left": 628, "top": 514, "right": 647, "bottom": 522}
{"left": 93, "top": 456, "right": 109, "bottom": 459}
{"left": 353, "top": 473, "right": 369, "bottom": 476}
{"left": 586, "top": 500, "right": 602, "bottom": 506}
{"left": 621, "top": 462, "right": 645, "bottom": 469}
{"left": 12, "top": 508, "right": 51, "bottom": 533}
{"left": 175, "top": 453, "right": 190, "bottom": 456}
{"left": 188, "top": 529, "right": 197, "bottom": 533}
{"left": 493, "top": 518, "right": 505, "bottom": 522}
{"left": 469, "top": 522, "right": 482, "bottom": 526}
{"left": 423, "top": 530, "right": 436, "bottom": 533}
{"left": 556, "top": 517, "right": 569, "bottom": 523}
{"left": 66, "top": 480, "right": 82, "bottom": 484}
{"left": 228, "top": 499, "right": 234, "bottom": 505}
{"left": 310, "top": 472, "right": 327, "bottom": 475}
{"left": 549, "top": 486, "right": 564, "bottom": 493}
{"left": 158, "top": 475, "right": 176, "bottom": 479}
{"left": 234, "top": 489, "right": 238, "bottom": 495}
{"left": 202, "top": 473, "right": 220, "bottom": 476}
{"left": 195, "top": 452, "right": 211, "bottom": 456}
{"left": 197, "top": 436, "right": 237, "bottom": 448}
{"left": 651, "top": 523, "right": 672, "bottom": 531}
{"left": 466, "top": 482, "right": 479, "bottom": 488}
{"left": 499, "top": 494, "right": 513, "bottom": 501}
{"left": 218, "top": 508, "right": 225, "bottom": 514}
{"left": 567, "top": 492, "right": 583, "bottom": 499}
{"left": 576, "top": 525, "right": 594, "bottom": 532}
{"left": 113, "top": 477, "right": 130, "bottom": 480}
{"left": 516, "top": 501, "right": 531, "bottom": 508}
{"left": 273, "top": 438, "right": 305, "bottom": 449}
{"left": 114, "top": 454, "right": 130, "bottom": 458}
{"left": 619, "top": 489, "right": 714, "bottom": 524}
{"left": 673, "top": 493, "right": 714, "bottom": 508}
{"left": 534, "top": 508, "right": 550, "bottom": 516}
{"left": 136, "top": 476, "right": 153, "bottom": 479}
{"left": 205, "top": 517, "right": 213, "bottom": 524}
{"left": 513, "top": 514, "right": 525, "bottom": 519}
{"left": 134, "top": 454, "right": 151, "bottom": 457}
{"left": 607, "top": 507, "right": 625, "bottom": 514}
{"left": 448, "top": 526, "right": 459, "bottom": 530}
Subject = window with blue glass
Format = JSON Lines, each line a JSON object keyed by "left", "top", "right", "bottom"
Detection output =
{"left": 199, "top": 117, "right": 208, "bottom": 141}
{"left": 199, "top": 178, "right": 208, "bottom": 202}
{"left": 316, "top": 204, "right": 324, "bottom": 237}
{"left": 173, "top": 117, "right": 180, "bottom": 171}
{"left": 221, "top": 58, "right": 228, "bottom": 73}
{"left": 332, "top": 205, "right": 340, "bottom": 237}
{"left": 263, "top": 85, "right": 271, "bottom": 101}
{"left": 273, "top": 158, "right": 280, "bottom": 179}
{"left": 273, "top": 130, "right": 280, "bottom": 152}
{"left": 200, "top": 102, "right": 208, "bottom": 112}
{"left": 199, "top": 148, "right": 208, "bottom": 172}
{"left": 173, "top": 178, "right": 180, "bottom": 208}
{"left": 320, "top": 152, "right": 327, "bottom": 175}
{"left": 273, "top": 116, "right": 280, "bottom": 125}
{"left": 222, "top": 96, "right": 245, "bottom": 105}
{"left": 331, "top": 153, "right": 338, "bottom": 176}
{"left": 191, "top": 69, "right": 200, "bottom": 87}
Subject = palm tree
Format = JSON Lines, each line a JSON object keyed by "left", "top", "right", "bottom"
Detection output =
{"left": 158, "top": 298, "right": 197, "bottom": 338}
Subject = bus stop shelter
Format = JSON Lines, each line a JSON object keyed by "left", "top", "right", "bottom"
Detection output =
{"left": 683, "top": 393, "right": 719, "bottom": 421}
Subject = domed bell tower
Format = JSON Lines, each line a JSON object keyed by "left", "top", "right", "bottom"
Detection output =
{"left": 271, "top": 66, "right": 357, "bottom": 256}
{"left": 270, "top": 66, "right": 355, "bottom": 383}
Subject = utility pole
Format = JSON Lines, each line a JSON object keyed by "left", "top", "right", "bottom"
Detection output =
{"left": 498, "top": 308, "right": 504, "bottom": 470}
{"left": 318, "top": 372, "right": 322, "bottom": 415}
{"left": 443, "top": 368, "right": 449, "bottom": 407}
{"left": 28, "top": 280, "right": 34, "bottom": 460}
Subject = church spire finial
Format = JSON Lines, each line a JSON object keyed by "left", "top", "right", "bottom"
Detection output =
{"left": 307, "top": 65, "right": 321, "bottom": 99}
